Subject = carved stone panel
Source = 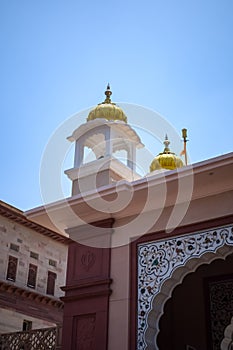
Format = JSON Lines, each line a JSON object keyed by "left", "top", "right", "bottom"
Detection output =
{"left": 81, "top": 251, "right": 96, "bottom": 272}
{"left": 73, "top": 314, "right": 96, "bottom": 350}
{"left": 68, "top": 243, "right": 103, "bottom": 282}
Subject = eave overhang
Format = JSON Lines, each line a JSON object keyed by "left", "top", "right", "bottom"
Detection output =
{"left": 25, "top": 152, "right": 233, "bottom": 236}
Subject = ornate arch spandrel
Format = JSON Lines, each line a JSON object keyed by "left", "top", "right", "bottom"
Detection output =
{"left": 137, "top": 225, "right": 233, "bottom": 350}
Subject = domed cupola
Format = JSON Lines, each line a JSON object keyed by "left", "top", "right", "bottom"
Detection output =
{"left": 65, "top": 85, "right": 143, "bottom": 195}
{"left": 150, "top": 135, "right": 184, "bottom": 172}
{"left": 86, "top": 84, "right": 127, "bottom": 123}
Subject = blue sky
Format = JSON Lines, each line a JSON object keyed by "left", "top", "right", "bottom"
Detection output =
{"left": 1, "top": 0, "right": 233, "bottom": 210}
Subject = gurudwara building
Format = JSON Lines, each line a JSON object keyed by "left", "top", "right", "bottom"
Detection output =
{"left": 4, "top": 85, "right": 233, "bottom": 349}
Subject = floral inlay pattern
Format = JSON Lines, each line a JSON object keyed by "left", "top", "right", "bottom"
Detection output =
{"left": 137, "top": 225, "right": 233, "bottom": 349}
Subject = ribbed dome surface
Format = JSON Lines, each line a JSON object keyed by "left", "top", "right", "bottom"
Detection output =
{"left": 86, "top": 85, "right": 127, "bottom": 123}
{"left": 150, "top": 135, "right": 184, "bottom": 172}
{"left": 150, "top": 153, "right": 184, "bottom": 171}
{"left": 87, "top": 103, "right": 127, "bottom": 123}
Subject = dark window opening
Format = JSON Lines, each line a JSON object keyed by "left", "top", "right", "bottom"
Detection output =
{"left": 10, "top": 243, "right": 19, "bottom": 252}
{"left": 46, "top": 271, "right": 57, "bottom": 295}
{"left": 6, "top": 255, "right": 18, "bottom": 282}
{"left": 49, "top": 259, "right": 57, "bottom": 267}
{"left": 22, "top": 320, "right": 32, "bottom": 331}
{"left": 27, "top": 264, "right": 37, "bottom": 289}
{"left": 30, "top": 251, "right": 39, "bottom": 260}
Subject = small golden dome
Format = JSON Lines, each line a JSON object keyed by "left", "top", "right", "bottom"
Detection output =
{"left": 150, "top": 135, "right": 184, "bottom": 172}
{"left": 87, "top": 84, "right": 127, "bottom": 123}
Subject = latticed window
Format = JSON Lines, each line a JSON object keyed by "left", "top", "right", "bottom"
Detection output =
{"left": 46, "top": 271, "right": 57, "bottom": 295}
{"left": 0, "top": 326, "right": 58, "bottom": 349}
{"left": 27, "top": 264, "right": 37, "bottom": 288}
{"left": 6, "top": 255, "right": 18, "bottom": 281}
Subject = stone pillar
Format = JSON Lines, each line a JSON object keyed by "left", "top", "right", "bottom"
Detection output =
{"left": 61, "top": 219, "right": 113, "bottom": 350}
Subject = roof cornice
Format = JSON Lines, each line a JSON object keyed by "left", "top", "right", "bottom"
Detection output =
{"left": 25, "top": 152, "right": 233, "bottom": 234}
{"left": 0, "top": 201, "right": 71, "bottom": 244}
{"left": 0, "top": 280, "right": 64, "bottom": 309}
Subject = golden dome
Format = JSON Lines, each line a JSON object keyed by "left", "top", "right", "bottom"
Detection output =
{"left": 87, "top": 84, "right": 127, "bottom": 123}
{"left": 150, "top": 135, "right": 184, "bottom": 172}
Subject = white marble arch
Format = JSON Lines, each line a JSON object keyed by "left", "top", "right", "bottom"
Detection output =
{"left": 137, "top": 225, "right": 233, "bottom": 350}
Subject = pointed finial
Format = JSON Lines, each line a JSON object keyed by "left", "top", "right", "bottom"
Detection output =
{"left": 104, "top": 83, "right": 112, "bottom": 103}
{"left": 163, "top": 134, "right": 170, "bottom": 153}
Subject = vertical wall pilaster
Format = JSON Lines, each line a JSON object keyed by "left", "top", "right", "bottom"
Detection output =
{"left": 61, "top": 219, "right": 114, "bottom": 350}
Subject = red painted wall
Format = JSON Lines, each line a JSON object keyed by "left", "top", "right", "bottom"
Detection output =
{"left": 61, "top": 219, "right": 113, "bottom": 350}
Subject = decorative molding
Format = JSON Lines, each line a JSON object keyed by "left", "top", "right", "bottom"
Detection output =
{"left": 137, "top": 224, "right": 233, "bottom": 349}
{"left": 0, "top": 280, "right": 63, "bottom": 325}
{"left": 0, "top": 280, "right": 63, "bottom": 309}
{"left": 61, "top": 278, "right": 112, "bottom": 291}
{"left": 61, "top": 290, "right": 112, "bottom": 302}
{"left": 60, "top": 278, "right": 112, "bottom": 301}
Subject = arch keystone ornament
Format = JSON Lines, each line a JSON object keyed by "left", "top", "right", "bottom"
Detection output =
{"left": 137, "top": 224, "right": 233, "bottom": 350}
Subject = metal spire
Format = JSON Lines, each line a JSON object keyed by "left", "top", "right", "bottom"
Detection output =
{"left": 104, "top": 83, "right": 112, "bottom": 103}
